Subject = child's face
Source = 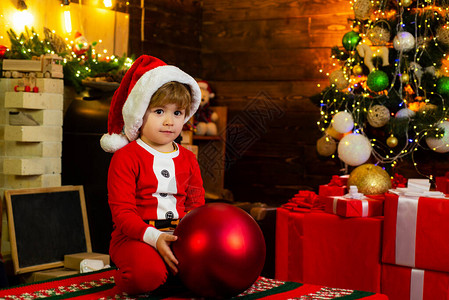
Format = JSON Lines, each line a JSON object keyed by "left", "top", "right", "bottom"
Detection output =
{"left": 140, "top": 103, "right": 186, "bottom": 152}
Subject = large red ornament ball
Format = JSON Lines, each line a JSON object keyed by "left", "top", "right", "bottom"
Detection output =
{"left": 172, "top": 203, "right": 266, "bottom": 298}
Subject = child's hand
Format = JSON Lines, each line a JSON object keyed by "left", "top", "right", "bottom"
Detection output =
{"left": 156, "top": 233, "right": 179, "bottom": 274}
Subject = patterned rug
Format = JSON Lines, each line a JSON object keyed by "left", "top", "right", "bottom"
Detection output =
{"left": 0, "top": 268, "right": 387, "bottom": 299}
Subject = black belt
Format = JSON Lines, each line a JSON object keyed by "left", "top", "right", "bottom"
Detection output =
{"left": 145, "top": 219, "right": 179, "bottom": 231}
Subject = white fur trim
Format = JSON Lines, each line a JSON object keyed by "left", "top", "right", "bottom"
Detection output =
{"left": 143, "top": 227, "right": 162, "bottom": 249}
{"left": 122, "top": 65, "right": 201, "bottom": 142}
{"left": 100, "top": 133, "right": 129, "bottom": 153}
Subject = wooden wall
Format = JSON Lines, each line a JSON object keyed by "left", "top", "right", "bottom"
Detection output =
{"left": 127, "top": 0, "right": 202, "bottom": 77}
{"left": 127, "top": 0, "right": 354, "bottom": 206}
{"left": 126, "top": 1, "right": 449, "bottom": 206}
{"left": 124, "top": 1, "right": 449, "bottom": 206}
{"left": 200, "top": 0, "right": 353, "bottom": 205}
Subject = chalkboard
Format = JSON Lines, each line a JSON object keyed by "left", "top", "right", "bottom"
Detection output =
{"left": 5, "top": 186, "right": 92, "bottom": 274}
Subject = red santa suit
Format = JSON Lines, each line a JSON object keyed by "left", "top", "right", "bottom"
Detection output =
{"left": 100, "top": 55, "right": 203, "bottom": 295}
{"left": 108, "top": 139, "right": 204, "bottom": 294}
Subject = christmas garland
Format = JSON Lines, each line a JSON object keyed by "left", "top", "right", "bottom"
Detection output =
{"left": 1, "top": 27, "right": 133, "bottom": 92}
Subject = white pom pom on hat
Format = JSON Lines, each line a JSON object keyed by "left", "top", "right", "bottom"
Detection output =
{"left": 100, "top": 55, "right": 201, "bottom": 153}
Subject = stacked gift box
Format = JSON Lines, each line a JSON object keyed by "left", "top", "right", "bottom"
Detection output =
{"left": 382, "top": 179, "right": 449, "bottom": 299}
{"left": 435, "top": 172, "right": 449, "bottom": 194}
{"left": 276, "top": 175, "right": 449, "bottom": 299}
{"left": 276, "top": 176, "right": 383, "bottom": 293}
{"left": 323, "top": 186, "right": 385, "bottom": 218}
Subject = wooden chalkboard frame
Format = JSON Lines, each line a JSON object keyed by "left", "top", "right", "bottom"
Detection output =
{"left": 5, "top": 185, "right": 92, "bottom": 274}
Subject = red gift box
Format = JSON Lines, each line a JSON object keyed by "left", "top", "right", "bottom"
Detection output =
{"left": 318, "top": 175, "right": 348, "bottom": 197}
{"left": 435, "top": 172, "right": 449, "bottom": 194}
{"left": 381, "top": 263, "right": 449, "bottom": 300}
{"left": 383, "top": 193, "right": 449, "bottom": 273}
{"left": 275, "top": 207, "right": 306, "bottom": 282}
{"left": 276, "top": 208, "right": 383, "bottom": 292}
{"left": 302, "top": 212, "right": 383, "bottom": 292}
{"left": 318, "top": 185, "right": 346, "bottom": 197}
{"left": 324, "top": 196, "right": 384, "bottom": 217}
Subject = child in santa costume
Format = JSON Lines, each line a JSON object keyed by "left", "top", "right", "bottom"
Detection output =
{"left": 100, "top": 55, "right": 205, "bottom": 295}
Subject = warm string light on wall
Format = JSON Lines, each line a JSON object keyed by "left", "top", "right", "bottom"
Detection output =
{"left": 0, "top": 0, "right": 132, "bottom": 71}
{"left": 315, "top": 0, "right": 449, "bottom": 177}
{"left": 62, "top": 0, "right": 72, "bottom": 34}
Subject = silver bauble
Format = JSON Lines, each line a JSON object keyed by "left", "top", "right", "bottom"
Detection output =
{"left": 393, "top": 32, "right": 415, "bottom": 52}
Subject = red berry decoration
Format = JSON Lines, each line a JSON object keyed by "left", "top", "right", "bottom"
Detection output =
{"left": 0, "top": 45, "right": 7, "bottom": 58}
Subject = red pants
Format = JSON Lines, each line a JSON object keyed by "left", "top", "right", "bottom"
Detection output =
{"left": 111, "top": 238, "right": 168, "bottom": 295}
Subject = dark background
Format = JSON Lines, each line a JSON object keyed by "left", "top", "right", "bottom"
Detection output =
{"left": 62, "top": 0, "right": 449, "bottom": 256}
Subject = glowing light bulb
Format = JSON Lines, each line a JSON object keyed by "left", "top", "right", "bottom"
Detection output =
{"left": 64, "top": 6, "right": 72, "bottom": 33}
{"left": 12, "top": 10, "right": 34, "bottom": 31}
{"left": 104, "top": 0, "right": 113, "bottom": 7}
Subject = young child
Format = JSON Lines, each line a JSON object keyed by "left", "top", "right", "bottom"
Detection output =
{"left": 100, "top": 55, "right": 205, "bottom": 295}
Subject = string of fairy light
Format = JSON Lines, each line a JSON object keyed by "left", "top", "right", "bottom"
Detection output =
{"left": 317, "top": 0, "right": 449, "bottom": 176}
{"left": 3, "top": 30, "right": 133, "bottom": 76}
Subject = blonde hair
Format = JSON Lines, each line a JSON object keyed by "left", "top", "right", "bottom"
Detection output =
{"left": 150, "top": 81, "right": 192, "bottom": 117}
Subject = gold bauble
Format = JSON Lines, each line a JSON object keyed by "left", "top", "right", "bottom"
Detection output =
{"left": 367, "top": 105, "right": 390, "bottom": 128}
{"left": 353, "top": 0, "right": 371, "bottom": 20}
{"left": 436, "top": 26, "right": 449, "bottom": 46}
{"left": 419, "top": 103, "right": 438, "bottom": 114}
{"left": 386, "top": 135, "right": 398, "bottom": 148}
{"left": 317, "top": 135, "right": 337, "bottom": 156}
{"left": 353, "top": 65, "right": 364, "bottom": 76}
{"left": 329, "top": 69, "right": 350, "bottom": 90}
{"left": 400, "top": 0, "right": 413, "bottom": 7}
{"left": 347, "top": 164, "right": 392, "bottom": 195}
{"left": 367, "top": 25, "right": 391, "bottom": 46}
{"left": 325, "top": 125, "right": 344, "bottom": 141}
{"left": 401, "top": 73, "right": 410, "bottom": 83}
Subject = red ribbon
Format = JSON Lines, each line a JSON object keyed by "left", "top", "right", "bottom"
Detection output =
{"left": 328, "top": 175, "right": 345, "bottom": 187}
{"left": 282, "top": 190, "right": 324, "bottom": 211}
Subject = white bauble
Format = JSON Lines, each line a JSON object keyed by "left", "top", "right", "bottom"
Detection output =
{"left": 393, "top": 32, "right": 415, "bottom": 52}
{"left": 395, "top": 108, "right": 416, "bottom": 119}
{"left": 426, "top": 121, "right": 449, "bottom": 153}
{"left": 338, "top": 133, "right": 372, "bottom": 166}
{"left": 332, "top": 111, "right": 354, "bottom": 133}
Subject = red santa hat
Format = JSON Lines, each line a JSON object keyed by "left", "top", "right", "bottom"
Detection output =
{"left": 100, "top": 55, "right": 201, "bottom": 153}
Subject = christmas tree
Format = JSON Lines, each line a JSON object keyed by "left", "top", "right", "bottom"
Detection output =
{"left": 314, "top": 0, "right": 449, "bottom": 176}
